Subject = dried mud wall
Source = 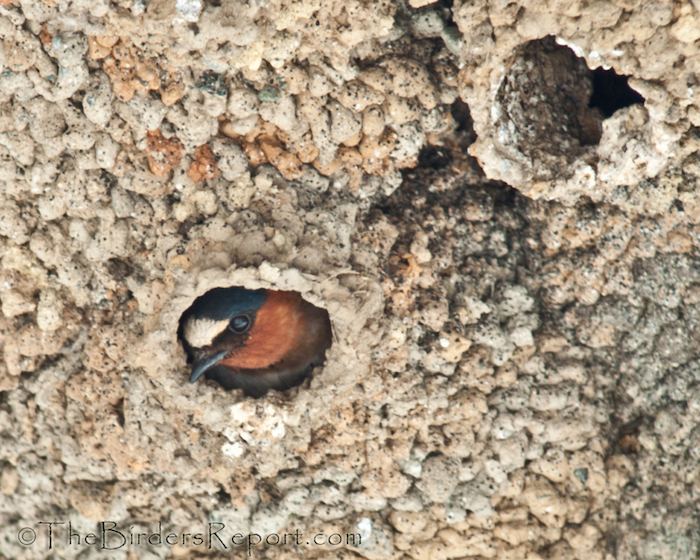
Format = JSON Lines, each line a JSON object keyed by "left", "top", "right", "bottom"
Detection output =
{"left": 1, "top": 0, "right": 700, "bottom": 559}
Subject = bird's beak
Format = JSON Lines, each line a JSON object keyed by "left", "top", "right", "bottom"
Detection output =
{"left": 190, "top": 350, "right": 228, "bottom": 384}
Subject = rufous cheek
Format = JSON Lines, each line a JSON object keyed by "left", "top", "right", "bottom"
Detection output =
{"left": 219, "top": 291, "right": 306, "bottom": 371}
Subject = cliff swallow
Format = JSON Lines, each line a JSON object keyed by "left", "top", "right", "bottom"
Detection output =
{"left": 179, "top": 287, "right": 332, "bottom": 397}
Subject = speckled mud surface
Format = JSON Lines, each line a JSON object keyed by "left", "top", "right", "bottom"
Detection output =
{"left": 1, "top": 1, "right": 700, "bottom": 559}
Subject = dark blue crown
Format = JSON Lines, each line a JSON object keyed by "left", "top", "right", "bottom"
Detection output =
{"left": 189, "top": 287, "right": 267, "bottom": 321}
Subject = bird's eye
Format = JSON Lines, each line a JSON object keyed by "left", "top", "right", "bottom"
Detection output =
{"left": 228, "top": 314, "right": 251, "bottom": 334}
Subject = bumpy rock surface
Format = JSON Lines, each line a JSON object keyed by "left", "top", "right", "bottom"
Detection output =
{"left": 1, "top": 1, "right": 699, "bottom": 559}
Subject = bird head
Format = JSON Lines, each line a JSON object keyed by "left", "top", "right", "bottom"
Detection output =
{"left": 179, "top": 286, "right": 267, "bottom": 384}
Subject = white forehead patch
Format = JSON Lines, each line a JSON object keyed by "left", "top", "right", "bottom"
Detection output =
{"left": 183, "top": 317, "right": 230, "bottom": 348}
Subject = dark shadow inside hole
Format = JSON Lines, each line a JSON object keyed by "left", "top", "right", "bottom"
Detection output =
{"left": 588, "top": 66, "right": 645, "bottom": 118}
{"left": 419, "top": 145, "right": 452, "bottom": 170}
{"left": 114, "top": 398, "right": 125, "bottom": 427}
{"left": 415, "top": 97, "right": 476, "bottom": 171}
{"left": 451, "top": 97, "right": 473, "bottom": 132}
{"left": 217, "top": 486, "right": 232, "bottom": 504}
